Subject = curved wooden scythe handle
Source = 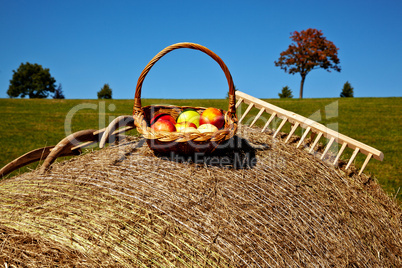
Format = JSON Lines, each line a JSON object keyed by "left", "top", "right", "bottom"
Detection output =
{"left": 99, "top": 115, "right": 135, "bottom": 148}
{"left": 38, "top": 129, "right": 99, "bottom": 174}
{"left": 0, "top": 129, "right": 100, "bottom": 177}
{"left": 0, "top": 146, "right": 81, "bottom": 178}
{"left": 1, "top": 116, "right": 136, "bottom": 178}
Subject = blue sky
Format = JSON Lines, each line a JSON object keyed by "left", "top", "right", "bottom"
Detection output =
{"left": 0, "top": 0, "right": 401, "bottom": 99}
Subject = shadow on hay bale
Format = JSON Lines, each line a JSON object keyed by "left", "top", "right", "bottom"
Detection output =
{"left": 151, "top": 135, "right": 269, "bottom": 170}
{"left": 0, "top": 127, "right": 401, "bottom": 267}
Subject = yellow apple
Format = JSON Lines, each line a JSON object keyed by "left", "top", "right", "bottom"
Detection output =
{"left": 175, "top": 121, "right": 197, "bottom": 132}
{"left": 197, "top": 123, "right": 218, "bottom": 133}
{"left": 176, "top": 109, "right": 200, "bottom": 127}
{"left": 180, "top": 127, "right": 199, "bottom": 133}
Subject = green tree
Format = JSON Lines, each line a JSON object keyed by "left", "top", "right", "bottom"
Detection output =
{"left": 340, "top": 81, "right": 354, "bottom": 97}
{"left": 98, "top": 83, "right": 112, "bottom": 99}
{"left": 7, "top": 62, "right": 56, "bottom": 98}
{"left": 53, "top": 83, "right": 65, "bottom": 99}
{"left": 278, "top": 86, "right": 293, "bottom": 98}
{"left": 275, "top": 28, "right": 341, "bottom": 99}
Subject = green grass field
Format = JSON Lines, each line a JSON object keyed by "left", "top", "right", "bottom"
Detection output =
{"left": 1, "top": 97, "right": 401, "bottom": 202}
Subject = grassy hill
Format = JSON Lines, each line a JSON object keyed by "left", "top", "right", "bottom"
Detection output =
{"left": 0, "top": 97, "right": 400, "bottom": 202}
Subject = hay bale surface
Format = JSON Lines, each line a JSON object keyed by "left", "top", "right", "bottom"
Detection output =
{"left": 1, "top": 127, "right": 401, "bottom": 267}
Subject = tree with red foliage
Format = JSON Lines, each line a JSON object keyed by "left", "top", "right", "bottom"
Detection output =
{"left": 275, "top": 29, "right": 341, "bottom": 98}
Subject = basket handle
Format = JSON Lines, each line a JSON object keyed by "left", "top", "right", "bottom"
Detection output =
{"left": 133, "top": 42, "right": 236, "bottom": 117}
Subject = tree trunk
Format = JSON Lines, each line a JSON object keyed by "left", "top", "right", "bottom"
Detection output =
{"left": 299, "top": 74, "right": 306, "bottom": 99}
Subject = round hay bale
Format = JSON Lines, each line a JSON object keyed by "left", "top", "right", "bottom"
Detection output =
{"left": 1, "top": 127, "right": 401, "bottom": 267}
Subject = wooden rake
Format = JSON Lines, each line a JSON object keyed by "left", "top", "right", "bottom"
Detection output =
{"left": 0, "top": 116, "right": 135, "bottom": 177}
{"left": 235, "top": 91, "right": 384, "bottom": 175}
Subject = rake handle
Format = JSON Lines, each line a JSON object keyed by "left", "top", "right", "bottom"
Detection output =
{"left": 133, "top": 42, "right": 236, "bottom": 116}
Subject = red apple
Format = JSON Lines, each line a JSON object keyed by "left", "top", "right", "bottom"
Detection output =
{"left": 151, "top": 119, "right": 176, "bottom": 132}
{"left": 199, "top": 107, "right": 224, "bottom": 129}
{"left": 150, "top": 113, "right": 176, "bottom": 126}
{"left": 175, "top": 121, "right": 197, "bottom": 132}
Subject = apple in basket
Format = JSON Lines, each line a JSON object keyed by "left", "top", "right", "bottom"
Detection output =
{"left": 175, "top": 121, "right": 197, "bottom": 132}
{"left": 199, "top": 107, "right": 224, "bottom": 129}
{"left": 176, "top": 109, "right": 200, "bottom": 128}
{"left": 180, "top": 127, "right": 200, "bottom": 133}
{"left": 150, "top": 113, "right": 176, "bottom": 126}
{"left": 151, "top": 119, "right": 176, "bottom": 132}
{"left": 197, "top": 123, "right": 218, "bottom": 133}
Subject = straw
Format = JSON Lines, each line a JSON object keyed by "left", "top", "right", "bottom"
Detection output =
{"left": 0, "top": 127, "right": 401, "bottom": 267}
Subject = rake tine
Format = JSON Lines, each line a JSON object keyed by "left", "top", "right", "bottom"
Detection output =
{"left": 309, "top": 132, "right": 323, "bottom": 154}
{"left": 273, "top": 117, "right": 288, "bottom": 138}
{"left": 238, "top": 103, "right": 254, "bottom": 124}
{"left": 235, "top": 98, "right": 243, "bottom": 109}
{"left": 296, "top": 126, "right": 311, "bottom": 148}
{"left": 346, "top": 147, "right": 360, "bottom": 170}
{"left": 359, "top": 153, "right": 373, "bottom": 175}
{"left": 285, "top": 122, "right": 300, "bottom": 143}
{"left": 333, "top": 142, "right": 348, "bottom": 166}
{"left": 262, "top": 112, "right": 276, "bottom": 132}
{"left": 320, "top": 136, "right": 335, "bottom": 160}
{"left": 250, "top": 108, "right": 265, "bottom": 127}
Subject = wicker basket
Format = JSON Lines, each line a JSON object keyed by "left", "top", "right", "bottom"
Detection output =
{"left": 133, "top": 42, "right": 238, "bottom": 155}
